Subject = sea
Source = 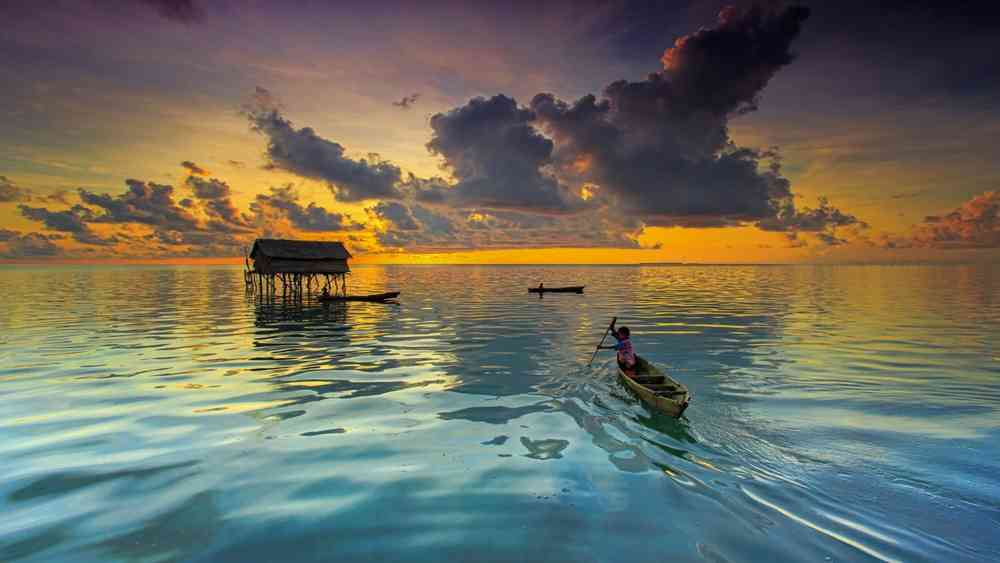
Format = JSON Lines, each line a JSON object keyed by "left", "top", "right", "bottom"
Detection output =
{"left": 1, "top": 264, "right": 998, "bottom": 562}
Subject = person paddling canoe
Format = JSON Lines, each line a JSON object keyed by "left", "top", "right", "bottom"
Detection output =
{"left": 598, "top": 320, "right": 636, "bottom": 373}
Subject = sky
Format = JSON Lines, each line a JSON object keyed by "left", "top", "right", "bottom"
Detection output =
{"left": 1, "top": 0, "right": 998, "bottom": 264}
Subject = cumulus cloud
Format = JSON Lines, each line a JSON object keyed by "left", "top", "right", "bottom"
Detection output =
{"left": 80, "top": 179, "right": 200, "bottom": 231}
{"left": 185, "top": 176, "right": 254, "bottom": 232}
{"left": 369, "top": 201, "right": 420, "bottom": 231}
{"left": 11, "top": 171, "right": 372, "bottom": 258}
{"left": 181, "top": 160, "right": 210, "bottom": 176}
{"left": 18, "top": 204, "right": 93, "bottom": 233}
{"left": 529, "top": 4, "right": 814, "bottom": 226}
{"left": 246, "top": 87, "right": 404, "bottom": 202}
{"left": 240, "top": 5, "right": 869, "bottom": 254}
{"left": 757, "top": 196, "right": 866, "bottom": 245}
{"left": 911, "top": 191, "right": 999, "bottom": 248}
{"left": 0, "top": 232, "right": 61, "bottom": 258}
{"left": 661, "top": 4, "right": 811, "bottom": 116}
{"left": 393, "top": 93, "right": 420, "bottom": 110}
{"left": 0, "top": 176, "right": 30, "bottom": 202}
{"left": 251, "top": 185, "right": 363, "bottom": 232}
{"left": 18, "top": 204, "right": 116, "bottom": 245}
{"left": 426, "top": 95, "right": 581, "bottom": 213}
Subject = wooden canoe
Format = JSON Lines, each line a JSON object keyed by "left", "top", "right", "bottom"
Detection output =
{"left": 528, "top": 286, "right": 584, "bottom": 293}
{"left": 319, "top": 291, "right": 400, "bottom": 303}
{"left": 617, "top": 355, "right": 690, "bottom": 418}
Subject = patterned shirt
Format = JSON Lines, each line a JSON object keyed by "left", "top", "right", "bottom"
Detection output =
{"left": 613, "top": 335, "right": 636, "bottom": 366}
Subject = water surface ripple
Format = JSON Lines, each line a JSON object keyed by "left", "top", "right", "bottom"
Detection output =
{"left": 1, "top": 264, "right": 998, "bottom": 562}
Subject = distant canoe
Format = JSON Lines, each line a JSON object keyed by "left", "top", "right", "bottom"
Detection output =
{"left": 319, "top": 291, "right": 400, "bottom": 303}
{"left": 528, "top": 286, "right": 584, "bottom": 294}
{"left": 617, "top": 355, "right": 690, "bottom": 418}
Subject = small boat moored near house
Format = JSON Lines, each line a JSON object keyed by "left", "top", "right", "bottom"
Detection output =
{"left": 617, "top": 355, "right": 690, "bottom": 418}
{"left": 528, "top": 285, "right": 584, "bottom": 294}
{"left": 319, "top": 291, "right": 400, "bottom": 303}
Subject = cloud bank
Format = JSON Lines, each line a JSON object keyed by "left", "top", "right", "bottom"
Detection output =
{"left": 7, "top": 4, "right": 884, "bottom": 259}
{"left": 233, "top": 4, "right": 862, "bottom": 253}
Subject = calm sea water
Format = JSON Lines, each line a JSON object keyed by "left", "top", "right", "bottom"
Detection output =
{"left": 1, "top": 264, "right": 998, "bottom": 562}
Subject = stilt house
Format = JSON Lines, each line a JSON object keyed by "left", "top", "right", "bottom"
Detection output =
{"left": 246, "top": 239, "right": 352, "bottom": 297}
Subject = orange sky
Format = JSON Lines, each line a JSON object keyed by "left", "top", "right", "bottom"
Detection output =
{"left": 1, "top": 2, "right": 998, "bottom": 264}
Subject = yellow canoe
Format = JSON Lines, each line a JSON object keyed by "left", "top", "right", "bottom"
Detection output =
{"left": 617, "top": 355, "right": 691, "bottom": 418}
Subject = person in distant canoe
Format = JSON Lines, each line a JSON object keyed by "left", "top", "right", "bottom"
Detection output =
{"left": 600, "top": 322, "right": 636, "bottom": 372}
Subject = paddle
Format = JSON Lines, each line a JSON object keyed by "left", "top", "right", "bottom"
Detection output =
{"left": 588, "top": 316, "right": 617, "bottom": 367}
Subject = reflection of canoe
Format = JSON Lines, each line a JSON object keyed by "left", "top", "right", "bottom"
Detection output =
{"left": 528, "top": 286, "right": 584, "bottom": 293}
{"left": 617, "top": 355, "right": 690, "bottom": 418}
{"left": 319, "top": 291, "right": 400, "bottom": 303}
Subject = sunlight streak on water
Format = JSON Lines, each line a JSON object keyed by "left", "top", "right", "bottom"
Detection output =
{"left": 0, "top": 264, "right": 998, "bottom": 562}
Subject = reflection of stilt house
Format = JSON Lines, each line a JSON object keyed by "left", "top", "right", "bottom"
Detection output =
{"left": 245, "top": 239, "right": 351, "bottom": 298}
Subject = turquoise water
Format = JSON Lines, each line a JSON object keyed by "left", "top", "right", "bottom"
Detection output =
{"left": 1, "top": 264, "right": 998, "bottom": 562}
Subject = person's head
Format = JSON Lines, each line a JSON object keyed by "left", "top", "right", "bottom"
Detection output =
{"left": 617, "top": 326, "right": 630, "bottom": 338}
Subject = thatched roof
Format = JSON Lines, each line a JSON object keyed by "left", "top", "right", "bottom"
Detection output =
{"left": 250, "top": 239, "right": 352, "bottom": 261}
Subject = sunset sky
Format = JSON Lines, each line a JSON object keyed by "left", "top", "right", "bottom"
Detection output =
{"left": 1, "top": 0, "right": 998, "bottom": 263}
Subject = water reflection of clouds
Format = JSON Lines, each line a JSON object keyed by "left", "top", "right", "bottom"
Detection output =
{"left": 4, "top": 265, "right": 999, "bottom": 562}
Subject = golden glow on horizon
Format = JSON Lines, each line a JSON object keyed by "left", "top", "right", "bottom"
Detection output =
{"left": 2, "top": 85, "right": 997, "bottom": 265}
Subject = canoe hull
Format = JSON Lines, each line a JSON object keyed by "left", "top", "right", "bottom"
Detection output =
{"left": 528, "top": 286, "right": 584, "bottom": 293}
{"left": 319, "top": 291, "right": 400, "bottom": 303}
{"left": 617, "top": 355, "right": 690, "bottom": 418}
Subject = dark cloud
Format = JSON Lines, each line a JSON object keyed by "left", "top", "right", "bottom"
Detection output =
{"left": 0, "top": 176, "right": 30, "bottom": 202}
{"left": 910, "top": 191, "right": 999, "bottom": 248}
{"left": 227, "top": 160, "right": 246, "bottom": 168}
{"left": 0, "top": 232, "right": 61, "bottom": 258}
{"left": 246, "top": 87, "right": 404, "bottom": 202}
{"left": 186, "top": 175, "right": 228, "bottom": 200}
{"left": 426, "top": 95, "right": 581, "bottom": 213}
{"left": 757, "top": 196, "right": 865, "bottom": 233}
{"left": 185, "top": 176, "right": 254, "bottom": 232}
{"left": 368, "top": 202, "right": 456, "bottom": 248}
{"left": 79, "top": 179, "right": 200, "bottom": 231}
{"left": 815, "top": 232, "right": 848, "bottom": 246}
{"left": 18, "top": 204, "right": 93, "bottom": 233}
{"left": 660, "top": 4, "right": 811, "bottom": 116}
{"left": 239, "top": 5, "right": 863, "bottom": 251}
{"left": 181, "top": 160, "right": 210, "bottom": 176}
{"left": 226, "top": 6, "right": 859, "bottom": 254}
{"left": 404, "top": 174, "right": 452, "bottom": 205}
{"left": 137, "top": 0, "right": 204, "bottom": 23}
{"left": 528, "top": 4, "right": 813, "bottom": 227}
{"left": 393, "top": 93, "right": 420, "bottom": 110}
{"left": 251, "top": 185, "right": 362, "bottom": 232}
{"left": 369, "top": 202, "right": 420, "bottom": 230}
{"left": 17, "top": 203, "right": 116, "bottom": 245}
{"left": 11, "top": 173, "right": 368, "bottom": 257}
